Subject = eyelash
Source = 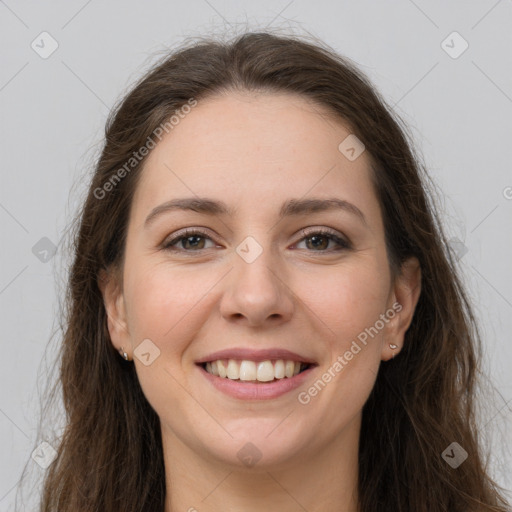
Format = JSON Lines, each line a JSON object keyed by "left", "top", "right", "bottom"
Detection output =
{"left": 161, "top": 227, "right": 351, "bottom": 254}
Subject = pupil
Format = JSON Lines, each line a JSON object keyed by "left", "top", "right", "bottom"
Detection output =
{"left": 185, "top": 236, "right": 203, "bottom": 249}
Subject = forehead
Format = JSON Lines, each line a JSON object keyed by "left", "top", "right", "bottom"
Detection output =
{"left": 131, "top": 91, "right": 380, "bottom": 225}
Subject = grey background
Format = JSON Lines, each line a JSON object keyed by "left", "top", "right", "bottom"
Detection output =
{"left": 1, "top": 0, "right": 511, "bottom": 510}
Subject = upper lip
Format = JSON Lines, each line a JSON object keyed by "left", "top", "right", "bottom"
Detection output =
{"left": 195, "top": 348, "right": 317, "bottom": 365}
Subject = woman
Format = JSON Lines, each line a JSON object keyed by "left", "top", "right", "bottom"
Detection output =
{"left": 36, "top": 31, "right": 510, "bottom": 511}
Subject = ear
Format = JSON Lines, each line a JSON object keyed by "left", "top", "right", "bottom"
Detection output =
{"left": 98, "top": 267, "right": 131, "bottom": 357}
{"left": 381, "top": 256, "right": 421, "bottom": 361}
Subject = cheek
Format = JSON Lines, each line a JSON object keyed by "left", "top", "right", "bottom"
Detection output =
{"left": 124, "top": 251, "right": 391, "bottom": 353}
{"left": 123, "top": 263, "right": 212, "bottom": 421}
{"left": 123, "top": 262, "right": 219, "bottom": 356}
{"left": 292, "top": 265, "right": 388, "bottom": 435}
{"left": 297, "top": 260, "right": 391, "bottom": 349}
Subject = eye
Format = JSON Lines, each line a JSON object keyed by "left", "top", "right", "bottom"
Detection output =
{"left": 294, "top": 228, "right": 351, "bottom": 252}
{"left": 162, "top": 227, "right": 351, "bottom": 254}
{"left": 162, "top": 228, "right": 216, "bottom": 252}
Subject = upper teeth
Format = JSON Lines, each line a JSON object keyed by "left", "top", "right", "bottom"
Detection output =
{"left": 205, "top": 359, "right": 305, "bottom": 382}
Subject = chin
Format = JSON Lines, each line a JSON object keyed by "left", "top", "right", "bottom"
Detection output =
{"left": 201, "top": 423, "right": 312, "bottom": 470}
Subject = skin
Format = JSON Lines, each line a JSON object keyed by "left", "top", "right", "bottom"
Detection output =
{"left": 99, "top": 91, "right": 421, "bottom": 512}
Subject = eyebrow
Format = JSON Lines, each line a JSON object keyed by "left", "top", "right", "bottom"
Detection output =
{"left": 144, "top": 197, "right": 367, "bottom": 227}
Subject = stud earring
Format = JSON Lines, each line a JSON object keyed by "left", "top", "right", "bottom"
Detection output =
{"left": 389, "top": 343, "right": 398, "bottom": 359}
{"left": 119, "top": 347, "right": 130, "bottom": 361}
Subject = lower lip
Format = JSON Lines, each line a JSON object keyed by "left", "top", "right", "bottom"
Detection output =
{"left": 197, "top": 364, "right": 316, "bottom": 400}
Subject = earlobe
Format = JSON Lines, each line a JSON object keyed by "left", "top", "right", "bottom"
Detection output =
{"left": 382, "top": 256, "right": 422, "bottom": 361}
{"left": 97, "top": 268, "right": 130, "bottom": 353}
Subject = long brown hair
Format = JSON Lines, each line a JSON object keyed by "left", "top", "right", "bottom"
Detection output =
{"left": 24, "top": 30, "right": 510, "bottom": 511}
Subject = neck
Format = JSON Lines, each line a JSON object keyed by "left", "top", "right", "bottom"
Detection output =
{"left": 162, "top": 414, "right": 361, "bottom": 512}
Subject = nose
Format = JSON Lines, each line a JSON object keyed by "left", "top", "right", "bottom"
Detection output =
{"left": 219, "top": 243, "right": 295, "bottom": 328}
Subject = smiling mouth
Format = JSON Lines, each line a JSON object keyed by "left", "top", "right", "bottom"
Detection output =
{"left": 199, "top": 359, "right": 314, "bottom": 383}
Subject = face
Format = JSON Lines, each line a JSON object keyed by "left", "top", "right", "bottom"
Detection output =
{"left": 101, "top": 91, "right": 420, "bottom": 470}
